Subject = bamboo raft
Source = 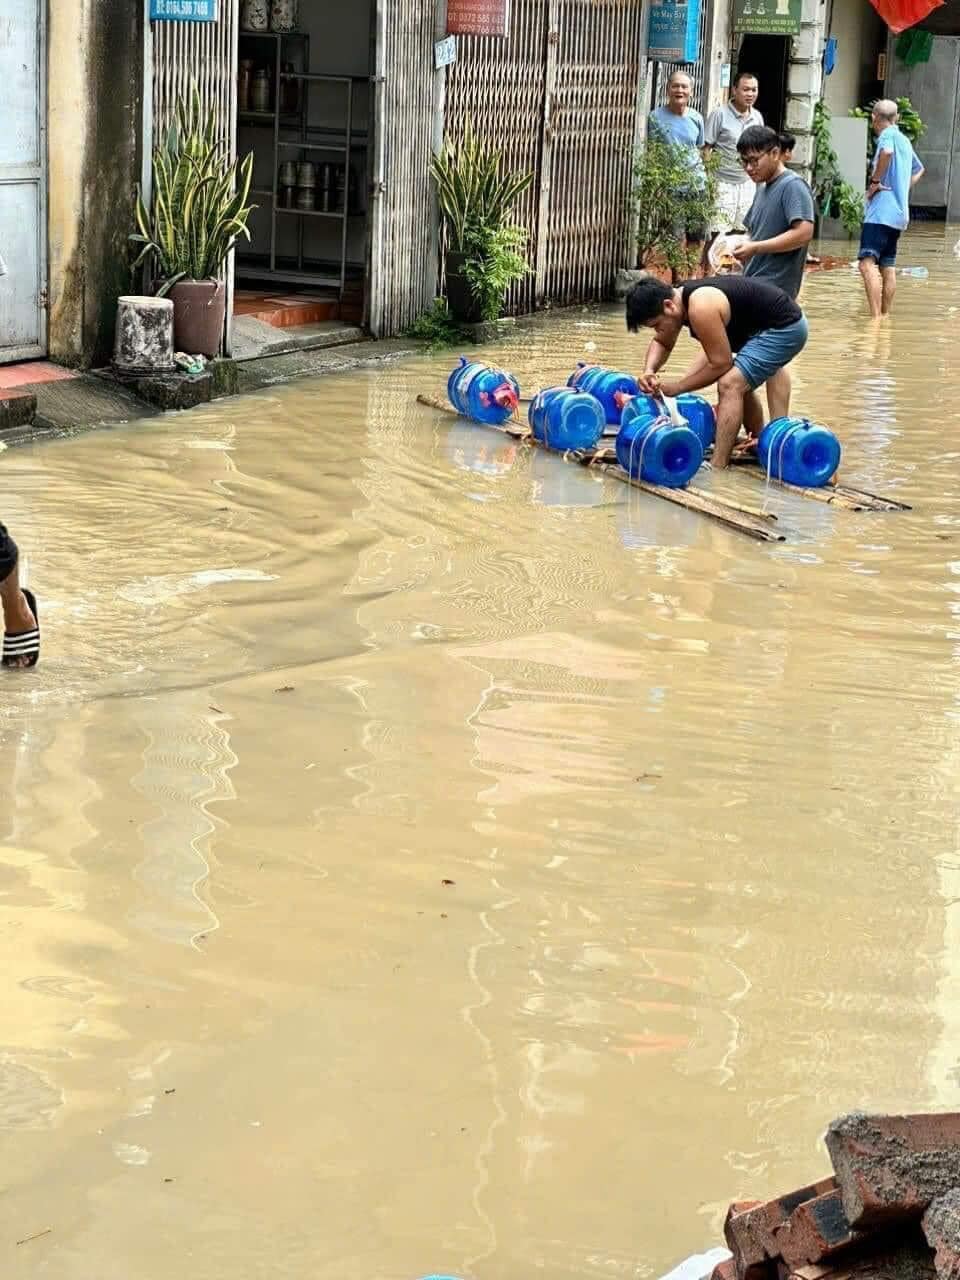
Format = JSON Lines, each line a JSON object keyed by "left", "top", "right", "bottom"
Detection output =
{"left": 417, "top": 394, "right": 786, "bottom": 543}
{"left": 516, "top": 399, "right": 912, "bottom": 515}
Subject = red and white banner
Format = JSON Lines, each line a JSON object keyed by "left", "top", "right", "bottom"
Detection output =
{"left": 446, "top": 0, "right": 510, "bottom": 37}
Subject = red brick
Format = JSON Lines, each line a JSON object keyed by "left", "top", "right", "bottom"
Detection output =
{"left": 924, "top": 1190, "right": 960, "bottom": 1280}
{"left": 826, "top": 1113, "right": 960, "bottom": 1229}
{"left": 711, "top": 1261, "right": 738, "bottom": 1280}
{"left": 776, "top": 1190, "right": 863, "bottom": 1267}
{"left": 724, "top": 1179, "right": 838, "bottom": 1280}
{"left": 784, "top": 1239, "right": 935, "bottom": 1280}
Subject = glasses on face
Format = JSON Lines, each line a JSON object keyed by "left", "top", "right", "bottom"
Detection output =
{"left": 740, "top": 151, "right": 773, "bottom": 171}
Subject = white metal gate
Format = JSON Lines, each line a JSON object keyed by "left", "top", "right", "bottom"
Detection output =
{"left": 0, "top": 0, "right": 47, "bottom": 362}
{"left": 368, "top": 0, "right": 443, "bottom": 336}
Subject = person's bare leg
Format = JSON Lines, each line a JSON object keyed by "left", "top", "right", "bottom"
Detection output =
{"left": 859, "top": 256, "right": 883, "bottom": 319}
{"left": 713, "top": 368, "right": 750, "bottom": 468}
{"left": 742, "top": 390, "right": 765, "bottom": 437}
{"left": 1, "top": 562, "right": 37, "bottom": 669}
{"left": 765, "top": 365, "right": 792, "bottom": 420}
{"left": 881, "top": 266, "right": 897, "bottom": 315}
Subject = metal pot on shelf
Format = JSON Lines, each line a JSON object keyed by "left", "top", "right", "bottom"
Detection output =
{"left": 240, "top": 0, "right": 269, "bottom": 31}
{"left": 251, "top": 68, "right": 272, "bottom": 114}
{"left": 270, "top": 0, "right": 299, "bottom": 32}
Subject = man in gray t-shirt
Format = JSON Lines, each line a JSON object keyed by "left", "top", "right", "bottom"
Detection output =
{"left": 704, "top": 72, "right": 763, "bottom": 234}
{"left": 733, "top": 126, "right": 815, "bottom": 300}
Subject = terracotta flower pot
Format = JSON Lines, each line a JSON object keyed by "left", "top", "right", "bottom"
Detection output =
{"left": 169, "top": 279, "right": 226, "bottom": 358}
{"left": 444, "top": 251, "right": 485, "bottom": 324}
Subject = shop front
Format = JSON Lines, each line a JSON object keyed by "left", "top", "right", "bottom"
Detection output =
{"left": 146, "top": 0, "right": 443, "bottom": 349}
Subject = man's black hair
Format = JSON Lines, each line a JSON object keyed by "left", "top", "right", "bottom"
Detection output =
{"left": 779, "top": 131, "right": 796, "bottom": 152}
{"left": 733, "top": 70, "right": 758, "bottom": 86}
{"left": 737, "top": 125, "right": 781, "bottom": 156}
{"left": 625, "top": 278, "right": 674, "bottom": 332}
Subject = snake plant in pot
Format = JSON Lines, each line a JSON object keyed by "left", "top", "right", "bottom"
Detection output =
{"left": 131, "top": 88, "right": 256, "bottom": 356}
{"left": 431, "top": 129, "right": 533, "bottom": 323}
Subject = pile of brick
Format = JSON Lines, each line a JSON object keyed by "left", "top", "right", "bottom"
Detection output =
{"left": 714, "top": 1114, "right": 960, "bottom": 1280}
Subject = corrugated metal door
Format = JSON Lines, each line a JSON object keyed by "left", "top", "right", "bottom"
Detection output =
{"left": 0, "top": 0, "right": 47, "bottom": 362}
{"left": 368, "top": 0, "right": 443, "bottom": 336}
{"left": 445, "top": 0, "right": 648, "bottom": 311}
{"left": 147, "top": 1, "right": 239, "bottom": 349}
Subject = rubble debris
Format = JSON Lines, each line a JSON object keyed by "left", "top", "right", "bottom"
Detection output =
{"left": 826, "top": 1113, "right": 960, "bottom": 1229}
{"left": 923, "top": 1189, "right": 960, "bottom": 1280}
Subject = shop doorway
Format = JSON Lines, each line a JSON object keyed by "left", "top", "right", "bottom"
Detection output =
{"left": 737, "top": 34, "right": 790, "bottom": 134}
{"left": 233, "top": 1, "right": 372, "bottom": 347}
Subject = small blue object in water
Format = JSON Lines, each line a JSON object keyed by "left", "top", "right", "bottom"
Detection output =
{"left": 900, "top": 266, "right": 928, "bottom": 279}
{"left": 528, "top": 387, "right": 605, "bottom": 452}
{"left": 447, "top": 357, "right": 520, "bottom": 425}
{"left": 757, "top": 416, "right": 841, "bottom": 488}
{"left": 567, "top": 363, "right": 640, "bottom": 426}
{"left": 617, "top": 399, "right": 704, "bottom": 488}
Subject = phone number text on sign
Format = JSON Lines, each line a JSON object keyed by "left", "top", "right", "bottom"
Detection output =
{"left": 446, "top": 0, "right": 509, "bottom": 37}
{"left": 150, "top": 0, "right": 217, "bottom": 20}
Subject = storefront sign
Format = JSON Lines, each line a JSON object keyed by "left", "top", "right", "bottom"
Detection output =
{"left": 649, "top": 0, "right": 702, "bottom": 64}
{"left": 150, "top": 0, "right": 217, "bottom": 20}
{"left": 733, "top": 0, "right": 801, "bottom": 35}
{"left": 446, "top": 0, "right": 510, "bottom": 37}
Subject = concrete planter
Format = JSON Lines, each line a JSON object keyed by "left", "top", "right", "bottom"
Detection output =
{"left": 817, "top": 215, "right": 856, "bottom": 242}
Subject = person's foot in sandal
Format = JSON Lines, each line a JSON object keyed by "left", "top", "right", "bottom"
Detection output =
{"left": 1, "top": 579, "right": 39, "bottom": 670}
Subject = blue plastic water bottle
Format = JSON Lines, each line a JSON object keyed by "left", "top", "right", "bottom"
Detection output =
{"left": 674, "top": 394, "right": 716, "bottom": 451}
{"left": 447, "top": 357, "right": 520, "bottom": 425}
{"left": 616, "top": 399, "right": 704, "bottom": 488}
{"left": 757, "top": 416, "right": 841, "bottom": 488}
{"left": 619, "top": 392, "right": 716, "bottom": 451}
{"left": 528, "top": 387, "right": 605, "bottom": 452}
{"left": 568, "top": 363, "right": 640, "bottom": 426}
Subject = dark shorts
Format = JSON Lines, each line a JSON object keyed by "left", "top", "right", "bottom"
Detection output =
{"left": 858, "top": 223, "right": 901, "bottom": 269}
{"left": 0, "top": 522, "right": 17, "bottom": 579}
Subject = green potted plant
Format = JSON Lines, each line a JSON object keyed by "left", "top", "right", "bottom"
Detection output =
{"left": 430, "top": 129, "right": 533, "bottom": 323}
{"left": 632, "top": 134, "right": 718, "bottom": 279}
{"left": 131, "top": 88, "right": 256, "bottom": 357}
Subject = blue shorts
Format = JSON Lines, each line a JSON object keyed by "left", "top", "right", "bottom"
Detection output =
{"left": 858, "top": 222, "right": 901, "bottom": 268}
{"left": 734, "top": 315, "right": 809, "bottom": 391}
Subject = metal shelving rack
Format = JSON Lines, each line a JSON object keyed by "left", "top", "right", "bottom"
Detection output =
{"left": 236, "top": 30, "right": 365, "bottom": 293}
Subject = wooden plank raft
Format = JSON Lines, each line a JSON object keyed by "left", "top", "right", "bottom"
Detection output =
{"left": 417, "top": 394, "right": 786, "bottom": 543}
{"left": 729, "top": 457, "right": 912, "bottom": 512}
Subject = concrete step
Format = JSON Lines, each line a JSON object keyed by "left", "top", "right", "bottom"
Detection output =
{"left": 0, "top": 387, "right": 37, "bottom": 433}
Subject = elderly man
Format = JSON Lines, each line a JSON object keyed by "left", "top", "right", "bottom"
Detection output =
{"left": 859, "top": 98, "right": 924, "bottom": 318}
{"left": 704, "top": 71, "right": 764, "bottom": 236}
{"left": 648, "top": 71, "right": 707, "bottom": 277}
{"left": 1, "top": 522, "right": 39, "bottom": 668}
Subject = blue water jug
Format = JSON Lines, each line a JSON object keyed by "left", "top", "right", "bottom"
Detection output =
{"left": 528, "top": 387, "right": 605, "bottom": 452}
{"left": 616, "top": 400, "right": 704, "bottom": 488}
{"left": 447, "top": 357, "right": 520, "bottom": 425}
{"left": 757, "top": 416, "right": 841, "bottom": 488}
{"left": 674, "top": 394, "right": 716, "bottom": 451}
{"left": 568, "top": 363, "right": 640, "bottom": 426}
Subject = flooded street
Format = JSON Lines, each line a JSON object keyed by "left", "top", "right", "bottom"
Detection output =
{"left": 4, "top": 228, "right": 960, "bottom": 1278}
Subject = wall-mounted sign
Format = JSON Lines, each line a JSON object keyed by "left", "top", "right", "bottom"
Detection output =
{"left": 435, "top": 35, "right": 458, "bottom": 69}
{"left": 446, "top": 0, "right": 510, "bottom": 37}
{"left": 733, "top": 0, "right": 801, "bottom": 35}
{"left": 150, "top": 0, "right": 217, "bottom": 20}
{"left": 649, "top": 0, "right": 702, "bottom": 63}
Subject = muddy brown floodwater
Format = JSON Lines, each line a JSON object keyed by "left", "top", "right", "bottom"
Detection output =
{"left": 3, "top": 229, "right": 960, "bottom": 1278}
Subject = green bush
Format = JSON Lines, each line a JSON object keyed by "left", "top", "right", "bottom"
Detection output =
{"left": 813, "top": 101, "right": 864, "bottom": 237}
{"left": 632, "top": 134, "right": 718, "bottom": 277}
{"left": 406, "top": 299, "right": 463, "bottom": 349}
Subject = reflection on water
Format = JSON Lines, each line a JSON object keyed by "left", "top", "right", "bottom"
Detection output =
{"left": 2, "top": 228, "right": 960, "bottom": 1277}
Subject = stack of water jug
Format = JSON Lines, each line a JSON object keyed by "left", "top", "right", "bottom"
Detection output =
{"left": 446, "top": 357, "right": 840, "bottom": 490}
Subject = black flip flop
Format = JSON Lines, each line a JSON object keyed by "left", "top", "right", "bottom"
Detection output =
{"left": 2, "top": 588, "right": 39, "bottom": 669}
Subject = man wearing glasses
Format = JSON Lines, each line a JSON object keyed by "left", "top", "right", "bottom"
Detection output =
{"left": 732, "top": 126, "right": 815, "bottom": 301}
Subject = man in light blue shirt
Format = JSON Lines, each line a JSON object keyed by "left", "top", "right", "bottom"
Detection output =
{"left": 858, "top": 99, "right": 924, "bottom": 317}
{"left": 648, "top": 71, "right": 707, "bottom": 277}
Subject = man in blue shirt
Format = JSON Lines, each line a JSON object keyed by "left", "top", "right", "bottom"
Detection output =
{"left": 649, "top": 71, "right": 707, "bottom": 279}
{"left": 858, "top": 99, "right": 924, "bottom": 318}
